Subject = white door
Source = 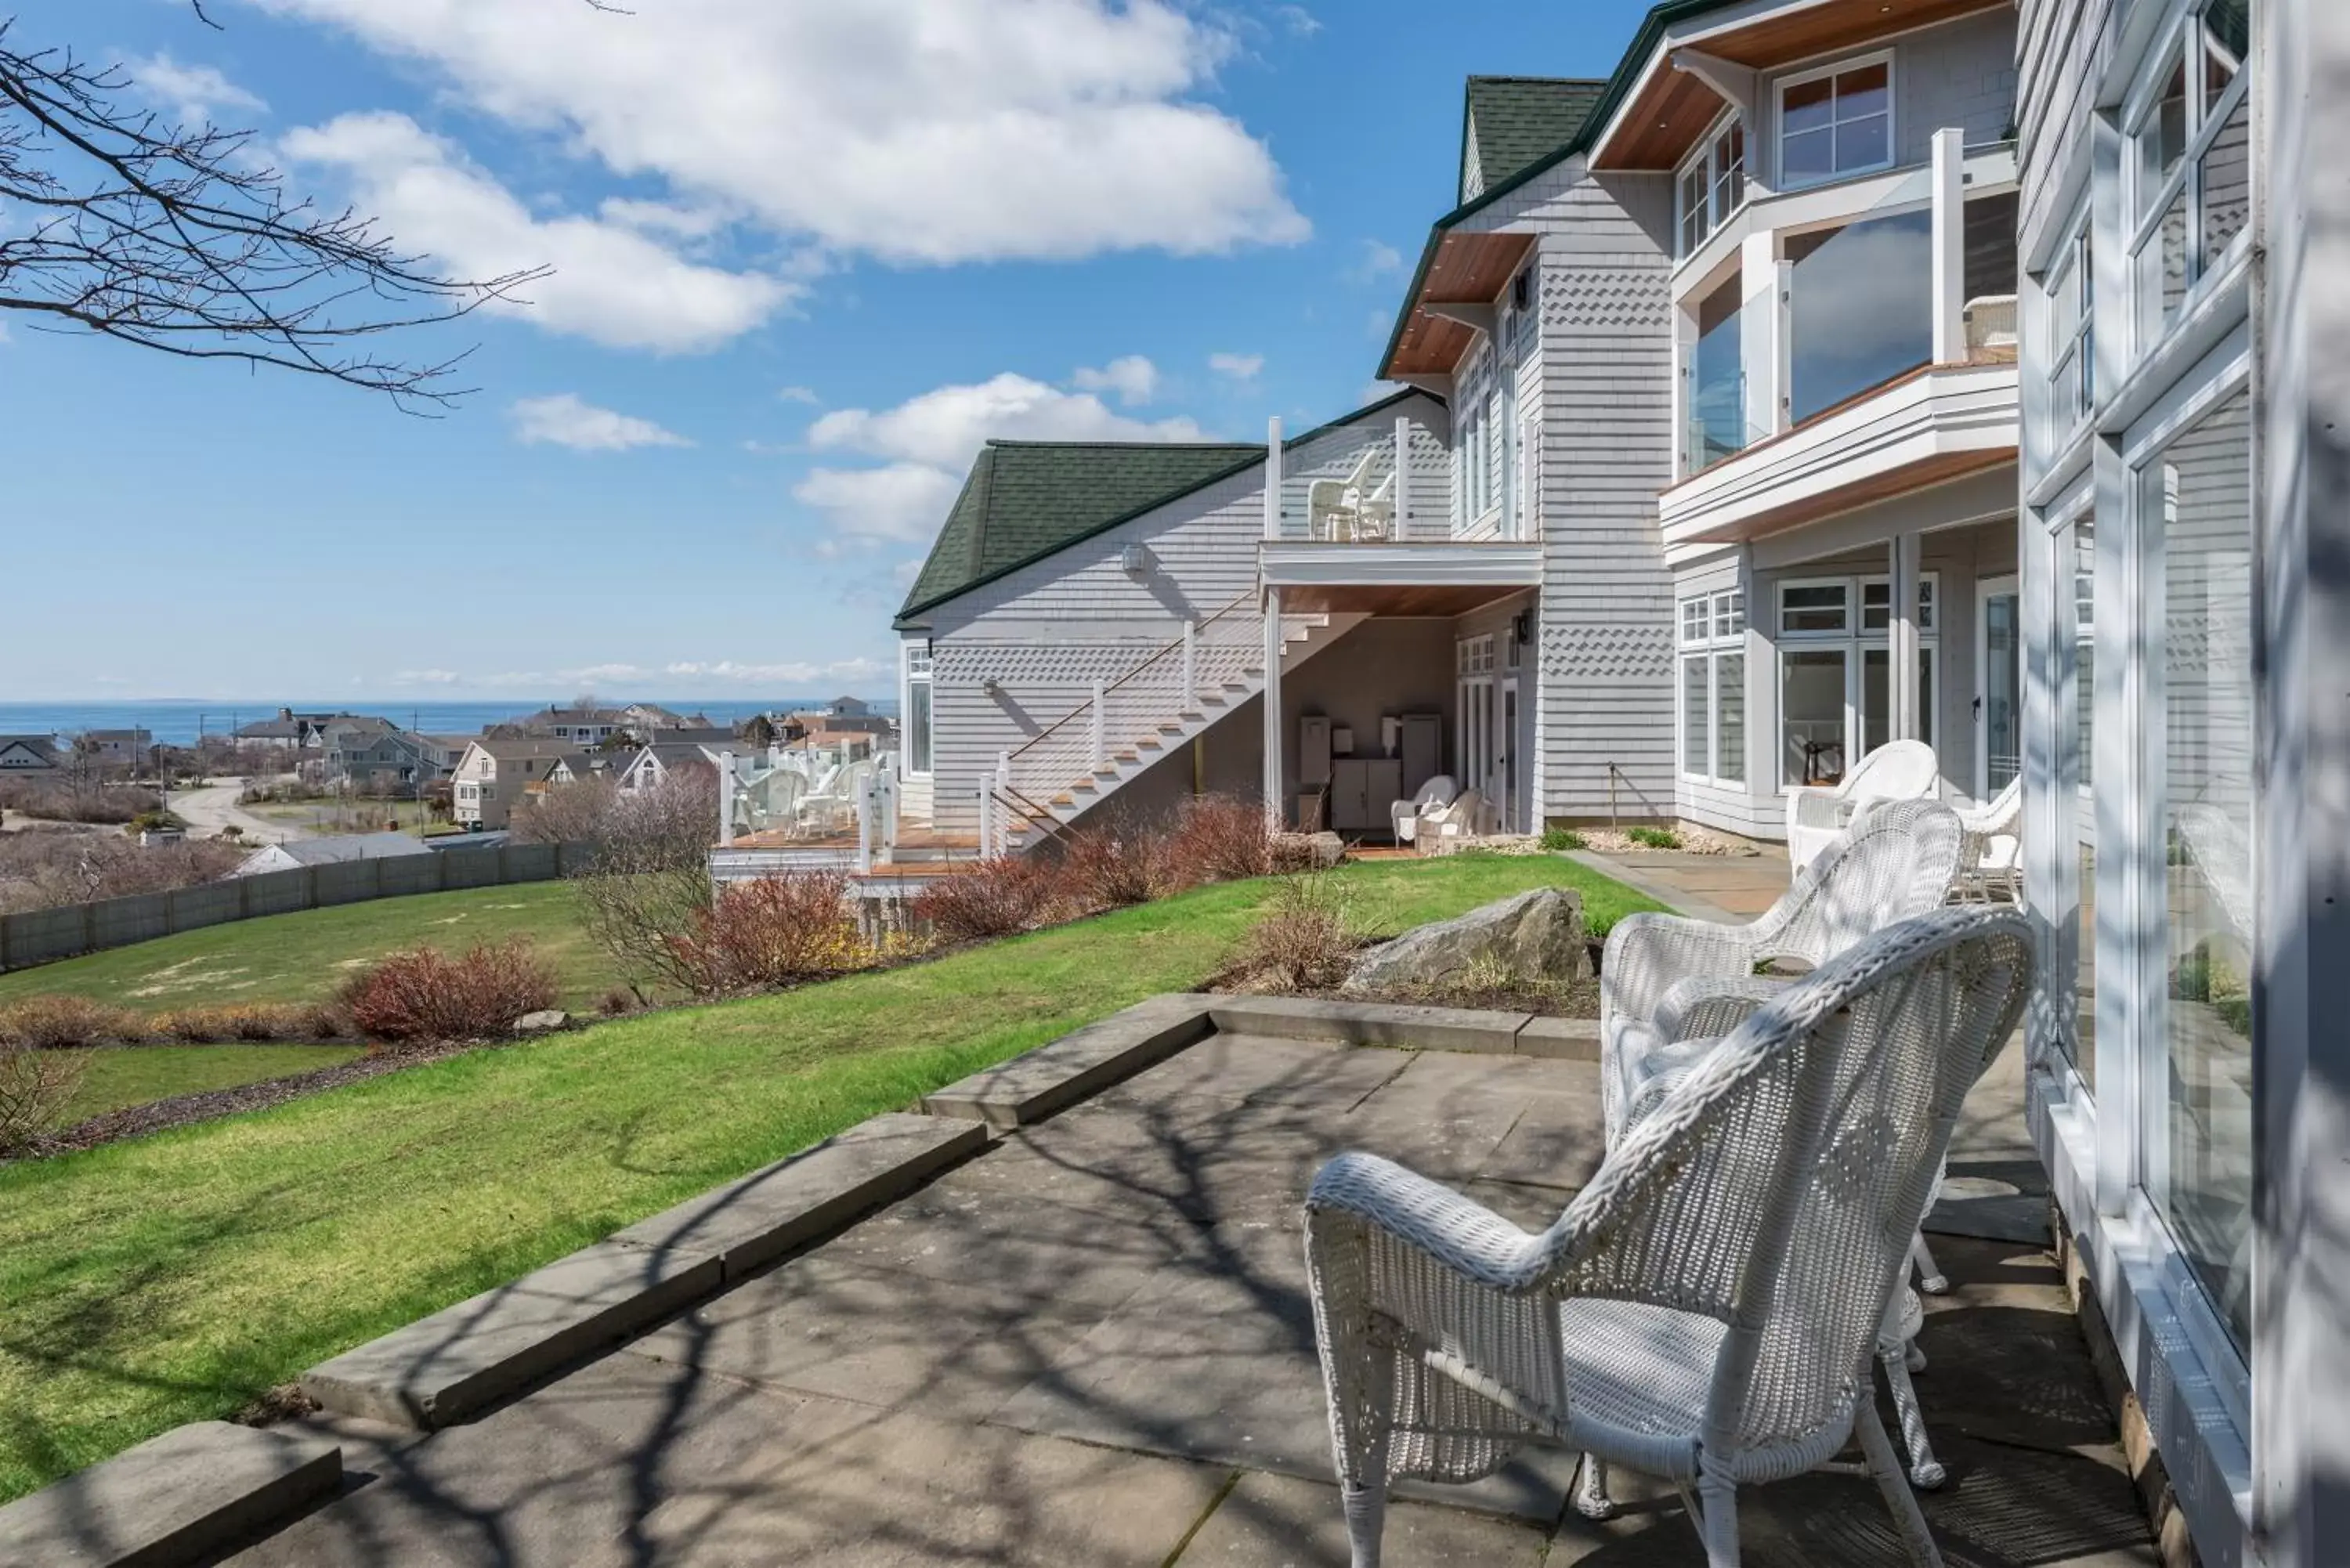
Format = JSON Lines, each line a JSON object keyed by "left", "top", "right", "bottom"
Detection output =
{"left": 1976, "top": 575, "right": 2023, "bottom": 797}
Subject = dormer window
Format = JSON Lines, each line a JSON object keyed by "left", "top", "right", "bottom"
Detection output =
{"left": 1676, "top": 115, "right": 1745, "bottom": 258}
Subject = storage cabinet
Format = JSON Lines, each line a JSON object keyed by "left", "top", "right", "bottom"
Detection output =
{"left": 1328, "top": 758, "right": 1404, "bottom": 833}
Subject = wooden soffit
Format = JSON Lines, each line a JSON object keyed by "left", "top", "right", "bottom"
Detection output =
{"left": 1593, "top": 0, "right": 2013, "bottom": 171}
{"left": 1383, "top": 231, "right": 1538, "bottom": 379}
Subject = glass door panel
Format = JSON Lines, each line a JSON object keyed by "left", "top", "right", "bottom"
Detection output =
{"left": 1781, "top": 649, "right": 1849, "bottom": 786}
{"left": 1979, "top": 576, "right": 2023, "bottom": 795}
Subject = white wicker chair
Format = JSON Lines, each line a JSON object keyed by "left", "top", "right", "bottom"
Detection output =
{"left": 1785, "top": 739, "right": 1940, "bottom": 875}
{"left": 1954, "top": 776, "right": 2025, "bottom": 905}
{"left": 1390, "top": 775, "right": 1457, "bottom": 845}
{"left": 1305, "top": 905, "right": 2034, "bottom": 1568}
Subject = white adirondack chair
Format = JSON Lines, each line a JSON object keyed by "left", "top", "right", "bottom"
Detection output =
{"left": 1305, "top": 905, "right": 2034, "bottom": 1568}
{"left": 1784, "top": 739, "right": 1940, "bottom": 875}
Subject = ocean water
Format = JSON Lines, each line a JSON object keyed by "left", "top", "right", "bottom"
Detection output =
{"left": 0, "top": 698, "right": 895, "bottom": 748}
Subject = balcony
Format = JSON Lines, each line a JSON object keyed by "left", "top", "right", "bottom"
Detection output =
{"left": 1665, "top": 132, "right": 2020, "bottom": 558}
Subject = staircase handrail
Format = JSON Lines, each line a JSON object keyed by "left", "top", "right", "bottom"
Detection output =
{"left": 1003, "top": 588, "right": 1260, "bottom": 764}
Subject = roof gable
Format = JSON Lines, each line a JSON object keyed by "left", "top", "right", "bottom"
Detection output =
{"left": 1460, "top": 76, "right": 1608, "bottom": 202}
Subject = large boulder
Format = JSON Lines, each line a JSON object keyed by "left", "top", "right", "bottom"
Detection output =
{"left": 1342, "top": 887, "right": 1589, "bottom": 994}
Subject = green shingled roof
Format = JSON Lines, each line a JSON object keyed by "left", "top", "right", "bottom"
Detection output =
{"left": 895, "top": 441, "right": 1262, "bottom": 624}
{"left": 1461, "top": 76, "right": 1610, "bottom": 201}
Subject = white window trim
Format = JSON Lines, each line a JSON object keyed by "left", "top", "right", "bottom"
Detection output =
{"left": 1675, "top": 108, "right": 1748, "bottom": 260}
{"left": 1678, "top": 589, "right": 1748, "bottom": 789}
{"left": 2120, "top": 2, "right": 2252, "bottom": 363}
{"left": 1773, "top": 49, "right": 1897, "bottom": 193}
{"left": 2044, "top": 199, "right": 2096, "bottom": 449}
{"left": 1773, "top": 572, "right": 1941, "bottom": 790}
{"left": 900, "top": 641, "right": 935, "bottom": 780}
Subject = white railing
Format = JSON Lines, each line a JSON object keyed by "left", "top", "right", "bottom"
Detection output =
{"left": 995, "top": 591, "right": 1283, "bottom": 829}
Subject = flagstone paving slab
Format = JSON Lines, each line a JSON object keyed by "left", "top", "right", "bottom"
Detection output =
{"left": 1170, "top": 1470, "right": 1553, "bottom": 1566}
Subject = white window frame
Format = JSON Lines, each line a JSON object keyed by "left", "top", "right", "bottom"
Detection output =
{"left": 900, "top": 641, "right": 935, "bottom": 779}
{"left": 1774, "top": 572, "right": 1940, "bottom": 789}
{"left": 1675, "top": 110, "right": 1748, "bottom": 259}
{"left": 1678, "top": 589, "right": 1748, "bottom": 787}
{"left": 2044, "top": 201, "right": 2096, "bottom": 448}
{"left": 1774, "top": 49, "right": 1897, "bottom": 192}
{"left": 2121, "top": 0, "right": 2251, "bottom": 362}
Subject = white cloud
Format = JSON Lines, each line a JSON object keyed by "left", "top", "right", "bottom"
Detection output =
{"left": 129, "top": 55, "right": 267, "bottom": 123}
{"left": 1070, "top": 354, "right": 1159, "bottom": 406}
{"left": 248, "top": 0, "right": 1307, "bottom": 265}
{"left": 1208, "top": 351, "right": 1264, "bottom": 381}
{"left": 794, "top": 462, "right": 965, "bottom": 547}
{"left": 281, "top": 111, "right": 797, "bottom": 352}
{"left": 1273, "top": 5, "right": 1322, "bottom": 36}
{"left": 391, "top": 668, "right": 462, "bottom": 685}
{"left": 808, "top": 372, "right": 1206, "bottom": 468}
{"left": 776, "top": 385, "right": 821, "bottom": 404}
{"left": 797, "top": 370, "right": 1213, "bottom": 551}
{"left": 509, "top": 393, "right": 692, "bottom": 451}
{"left": 1347, "top": 239, "right": 1404, "bottom": 283}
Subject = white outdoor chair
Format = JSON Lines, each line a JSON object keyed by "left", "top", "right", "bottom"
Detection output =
{"left": 1954, "top": 776, "right": 2024, "bottom": 905}
{"left": 1390, "top": 775, "right": 1457, "bottom": 844}
{"left": 1785, "top": 739, "right": 1940, "bottom": 876}
{"left": 1305, "top": 905, "right": 2034, "bottom": 1568}
{"left": 1413, "top": 789, "right": 1482, "bottom": 852}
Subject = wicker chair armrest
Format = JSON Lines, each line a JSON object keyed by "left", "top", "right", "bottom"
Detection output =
{"left": 1307, "top": 1151, "right": 1553, "bottom": 1292}
{"left": 1601, "top": 912, "right": 1759, "bottom": 1031}
{"left": 1653, "top": 974, "right": 1799, "bottom": 1043}
{"left": 1789, "top": 787, "right": 1853, "bottom": 831}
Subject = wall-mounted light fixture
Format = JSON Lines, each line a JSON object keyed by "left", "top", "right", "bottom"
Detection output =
{"left": 1120, "top": 544, "right": 1152, "bottom": 578}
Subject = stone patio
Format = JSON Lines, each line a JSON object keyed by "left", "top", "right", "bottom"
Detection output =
{"left": 220, "top": 977, "right": 2155, "bottom": 1566}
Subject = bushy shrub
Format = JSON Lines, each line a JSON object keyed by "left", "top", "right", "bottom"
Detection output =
{"left": 0, "top": 1044, "right": 87, "bottom": 1154}
{"left": 1627, "top": 826, "right": 1683, "bottom": 849}
{"left": 1539, "top": 827, "right": 1588, "bottom": 852}
{"left": 1058, "top": 825, "right": 1185, "bottom": 912}
{"left": 1164, "top": 794, "right": 1275, "bottom": 884}
{"left": 1218, "top": 871, "right": 1380, "bottom": 993}
{"left": 339, "top": 938, "right": 559, "bottom": 1044}
{"left": 152, "top": 1003, "right": 324, "bottom": 1043}
{"left": 910, "top": 854, "right": 1060, "bottom": 941}
{"left": 0, "top": 995, "right": 146, "bottom": 1049}
{"left": 665, "top": 870, "right": 870, "bottom": 993}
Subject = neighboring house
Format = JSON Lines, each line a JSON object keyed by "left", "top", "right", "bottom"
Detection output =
{"left": 232, "top": 709, "right": 341, "bottom": 750}
{"left": 415, "top": 735, "right": 475, "bottom": 778}
{"left": 313, "top": 717, "right": 434, "bottom": 792}
{"left": 230, "top": 832, "right": 437, "bottom": 876}
{"left": 77, "top": 728, "right": 152, "bottom": 767}
{"left": 503, "top": 702, "right": 712, "bottom": 746}
{"left": 616, "top": 742, "right": 725, "bottom": 793}
{"left": 0, "top": 735, "right": 60, "bottom": 771}
{"left": 450, "top": 738, "right": 586, "bottom": 829}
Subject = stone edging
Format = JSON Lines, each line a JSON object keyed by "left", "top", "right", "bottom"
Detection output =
{"left": 0, "top": 1422, "right": 340, "bottom": 1568}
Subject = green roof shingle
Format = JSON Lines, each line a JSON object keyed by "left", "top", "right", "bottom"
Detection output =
{"left": 1460, "top": 76, "right": 1610, "bottom": 201}
{"left": 895, "top": 441, "right": 1262, "bottom": 624}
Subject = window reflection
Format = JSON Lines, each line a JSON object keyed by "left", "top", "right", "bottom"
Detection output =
{"left": 1788, "top": 210, "right": 1932, "bottom": 422}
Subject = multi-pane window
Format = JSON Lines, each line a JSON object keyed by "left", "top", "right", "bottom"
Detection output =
{"left": 2047, "top": 215, "right": 2095, "bottom": 443}
{"left": 1776, "top": 574, "right": 1938, "bottom": 786}
{"left": 1778, "top": 56, "right": 1893, "bottom": 188}
{"left": 1676, "top": 116, "right": 1746, "bottom": 258}
{"left": 902, "top": 645, "right": 933, "bottom": 776}
{"left": 1678, "top": 591, "right": 1746, "bottom": 786}
{"left": 2128, "top": 0, "right": 2250, "bottom": 351}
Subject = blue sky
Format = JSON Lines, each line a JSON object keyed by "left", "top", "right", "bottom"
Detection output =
{"left": 1, "top": 0, "right": 1652, "bottom": 703}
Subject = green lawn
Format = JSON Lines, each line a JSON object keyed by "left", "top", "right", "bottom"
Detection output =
{"left": 63, "top": 1046, "right": 367, "bottom": 1123}
{"left": 0, "top": 882, "right": 611, "bottom": 1015}
{"left": 0, "top": 853, "right": 1654, "bottom": 1502}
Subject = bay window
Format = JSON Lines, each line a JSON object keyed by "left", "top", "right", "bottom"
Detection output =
{"left": 1677, "top": 590, "right": 1746, "bottom": 786}
{"left": 1676, "top": 114, "right": 1746, "bottom": 259}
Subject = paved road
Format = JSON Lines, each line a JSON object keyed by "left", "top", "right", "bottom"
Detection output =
{"left": 167, "top": 779, "right": 317, "bottom": 843}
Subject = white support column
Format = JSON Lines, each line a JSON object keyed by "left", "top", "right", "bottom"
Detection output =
{"left": 994, "top": 750, "right": 1011, "bottom": 856}
{"left": 856, "top": 780, "right": 873, "bottom": 873}
{"left": 717, "top": 751, "right": 736, "bottom": 847}
{"left": 1394, "top": 414, "right": 1412, "bottom": 537}
{"left": 1889, "top": 533, "right": 1920, "bottom": 746}
{"left": 1738, "top": 229, "right": 1788, "bottom": 442}
{"left": 978, "top": 785, "right": 994, "bottom": 860}
{"left": 1181, "top": 620, "right": 1198, "bottom": 710}
{"left": 1088, "top": 681, "right": 1106, "bottom": 771}
{"left": 1930, "top": 127, "right": 1967, "bottom": 366}
{"left": 1262, "top": 417, "right": 1284, "bottom": 540}
{"left": 1261, "top": 586, "right": 1284, "bottom": 829}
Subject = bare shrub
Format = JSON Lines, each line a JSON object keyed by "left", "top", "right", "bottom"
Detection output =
{"left": 0, "top": 1044, "right": 87, "bottom": 1154}
{"left": 0, "top": 830, "right": 244, "bottom": 915}
{"left": 339, "top": 938, "right": 559, "bottom": 1044}
{"left": 153, "top": 1003, "right": 319, "bottom": 1043}
{"left": 0, "top": 779, "right": 161, "bottom": 827}
{"left": 508, "top": 777, "right": 619, "bottom": 847}
{"left": 1058, "top": 824, "right": 1185, "bottom": 912}
{"left": 0, "top": 995, "right": 146, "bottom": 1049}
{"left": 516, "top": 762, "right": 718, "bottom": 861}
{"left": 1216, "top": 871, "right": 1383, "bottom": 993}
{"left": 666, "top": 871, "right": 870, "bottom": 994}
{"left": 568, "top": 763, "right": 729, "bottom": 995}
{"left": 910, "top": 855, "right": 1061, "bottom": 941}
{"left": 1163, "top": 794, "right": 1275, "bottom": 885}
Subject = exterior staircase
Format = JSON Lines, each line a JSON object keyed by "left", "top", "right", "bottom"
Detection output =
{"left": 986, "top": 598, "right": 1367, "bottom": 854}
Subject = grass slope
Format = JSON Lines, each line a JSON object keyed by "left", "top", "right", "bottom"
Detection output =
{"left": 0, "top": 882, "right": 609, "bottom": 1015}
{"left": 63, "top": 1046, "right": 367, "bottom": 1123}
{"left": 0, "top": 854, "right": 1654, "bottom": 1502}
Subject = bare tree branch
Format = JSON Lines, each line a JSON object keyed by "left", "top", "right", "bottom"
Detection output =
{"left": 0, "top": 16, "right": 554, "bottom": 410}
